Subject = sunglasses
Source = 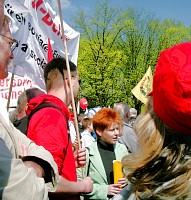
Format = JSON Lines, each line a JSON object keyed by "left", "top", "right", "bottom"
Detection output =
{"left": 0, "top": 34, "right": 18, "bottom": 52}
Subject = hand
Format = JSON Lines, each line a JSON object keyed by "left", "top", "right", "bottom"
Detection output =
{"left": 56, "top": 176, "right": 93, "bottom": 194}
{"left": 108, "top": 184, "right": 123, "bottom": 196}
{"left": 23, "top": 160, "right": 45, "bottom": 177}
{"left": 117, "top": 177, "right": 127, "bottom": 188}
{"left": 72, "top": 138, "right": 79, "bottom": 152}
{"left": 74, "top": 147, "right": 86, "bottom": 168}
{"left": 79, "top": 176, "right": 93, "bottom": 193}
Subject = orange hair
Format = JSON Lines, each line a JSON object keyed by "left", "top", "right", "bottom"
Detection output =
{"left": 92, "top": 108, "right": 122, "bottom": 133}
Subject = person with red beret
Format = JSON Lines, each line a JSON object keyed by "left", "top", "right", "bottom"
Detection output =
{"left": 112, "top": 42, "right": 191, "bottom": 200}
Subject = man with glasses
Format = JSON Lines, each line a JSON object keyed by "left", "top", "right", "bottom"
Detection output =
{"left": 0, "top": 33, "right": 18, "bottom": 51}
{"left": 0, "top": 16, "right": 18, "bottom": 51}
{"left": 0, "top": 16, "right": 16, "bottom": 79}
{"left": 0, "top": 3, "right": 59, "bottom": 200}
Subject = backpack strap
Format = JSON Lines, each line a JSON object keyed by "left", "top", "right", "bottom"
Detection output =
{"left": 27, "top": 101, "right": 70, "bottom": 138}
{"left": 27, "top": 102, "right": 70, "bottom": 174}
{"left": 28, "top": 102, "right": 68, "bottom": 129}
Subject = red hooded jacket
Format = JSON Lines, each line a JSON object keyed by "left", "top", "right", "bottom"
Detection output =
{"left": 27, "top": 94, "right": 77, "bottom": 182}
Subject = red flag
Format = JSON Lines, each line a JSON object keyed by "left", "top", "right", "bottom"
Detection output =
{"left": 47, "top": 38, "right": 53, "bottom": 62}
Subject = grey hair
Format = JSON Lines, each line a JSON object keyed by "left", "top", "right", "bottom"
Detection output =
{"left": 113, "top": 102, "right": 130, "bottom": 120}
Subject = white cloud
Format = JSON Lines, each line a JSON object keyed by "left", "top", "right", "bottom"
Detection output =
{"left": 47, "top": 0, "right": 76, "bottom": 24}
{"left": 48, "top": 0, "right": 72, "bottom": 11}
{"left": 62, "top": 0, "right": 71, "bottom": 9}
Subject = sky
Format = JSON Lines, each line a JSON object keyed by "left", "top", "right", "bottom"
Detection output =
{"left": 49, "top": 0, "right": 191, "bottom": 28}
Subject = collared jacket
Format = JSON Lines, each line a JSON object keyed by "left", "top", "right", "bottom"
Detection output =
{"left": 77, "top": 141, "right": 128, "bottom": 200}
{"left": 27, "top": 94, "right": 80, "bottom": 200}
{"left": 27, "top": 94, "right": 77, "bottom": 181}
{"left": 0, "top": 113, "right": 59, "bottom": 200}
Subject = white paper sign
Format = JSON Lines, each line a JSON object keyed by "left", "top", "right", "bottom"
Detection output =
{"left": 0, "top": 72, "right": 43, "bottom": 107}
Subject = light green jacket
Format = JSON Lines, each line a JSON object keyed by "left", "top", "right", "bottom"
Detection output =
{"left": 77, "top": 141, "right": 128, "bottom": 200}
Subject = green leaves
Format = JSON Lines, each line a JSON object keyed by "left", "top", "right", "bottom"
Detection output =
{"left": 74, "top": 0, "right": 191, "bottom": 112}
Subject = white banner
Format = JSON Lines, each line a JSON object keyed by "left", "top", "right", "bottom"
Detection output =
{"left": 4, "top": 0, "right": 80, "bottom": 89}
{"left": 0, "top": 72, "right": 43, "bottom": 108}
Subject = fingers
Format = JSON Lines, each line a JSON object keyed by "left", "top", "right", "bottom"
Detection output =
{"left": 108, "top": 184, "right": 123, "bottom": 196}
{"left": 78, "top": 147, "right": 86, "bottom": 154}
{"left": 77, "top": 149, "right": 86, "bottom": 160}
{"left": 75, "top": 149, "right": 86, "bottom": 168}
{"left": 109, "top": 188, "right": 122, "bottom": 196}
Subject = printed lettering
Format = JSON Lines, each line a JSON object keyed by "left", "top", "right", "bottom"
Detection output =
{"left": 28, "top": 22, "right": 48, "bottom": 52}
{"left": 0, "top": 80, "right": 4, "bottom": 87}
{"left": 6, "top": 78, "right": 9, "bottom": 87}
{"left": 12, "top": 79, "right": 16, "bottom": 87}
{"left": 42, "top": 13, "right": 53, "bottom": 26}
{"left": 17, "top": 79, "right": 23, "bottom": 86}
{"left": 30, "top": 50, "right": 47, "bottom": 70}
{"left": 53, "top": 50, "right": 62, "bottom": 58}
{"left": 39, "top": 7, "right": 46, "bottom": 14}
{"left": 32, "top": 0, "right": 43, "bottom": 10}
{"left": 15, "top": 13, "right": 26, "bottom": 25}
{"left": 21, "top": 44, "right": 28, "bottom": 53}
{"left": 5, "top": 4, "right": 14, "bottom": 17}
{"left": 11, "top": 91, "right": 17, "bottom": 99}
{"left": 30, "top": 0, "right": 68, "bottom": 41}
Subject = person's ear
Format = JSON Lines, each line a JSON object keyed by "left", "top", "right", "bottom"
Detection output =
{"left": 96, "top": 129, "right": 102, "bottom": 137}
{"left": 25, "top": 103, "right": 28, "bottom": 113}
{"left": 64, "top": 77, "right": 70, "bottom": 88}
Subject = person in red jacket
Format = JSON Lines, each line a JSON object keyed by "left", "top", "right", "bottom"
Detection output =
{"left": 27, "top": 57, "right": 93, "bottom": 199}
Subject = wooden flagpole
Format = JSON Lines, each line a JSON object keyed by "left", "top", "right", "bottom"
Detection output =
{"left": 6, "top": 72, "right": 15, "bottom": 111}
{"left": 57, "top": 1, "right": 82, "bottom": 152}
{"left": 57, "top": 0, "right": 84, "bottom": 178}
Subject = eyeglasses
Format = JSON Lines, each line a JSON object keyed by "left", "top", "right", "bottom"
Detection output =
{"left": 0, "top": 34, "right": 18, "bottom": 52}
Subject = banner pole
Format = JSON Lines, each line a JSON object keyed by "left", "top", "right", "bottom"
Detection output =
{"left": 6, "top": 72, "right": 15, "bottom": 111}
{"left": 57, "top": 0, "right": 82, "bottom": 151}
{"left": 57, "top": 0, "right": 84, "bottom": 178}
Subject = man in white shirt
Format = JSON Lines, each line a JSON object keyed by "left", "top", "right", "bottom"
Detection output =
{"left": 0, "top": 2, "right": 59, "bottom": 199}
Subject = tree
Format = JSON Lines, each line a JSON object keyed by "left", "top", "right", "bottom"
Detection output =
{"left": 74, "top": 0, "right": 191, "bottom": 112}
{"left": 75, "top": 0, "right": 131, "bottom": 107}
{"left": 117, "top": 9, "right": 190, "bottom": 111}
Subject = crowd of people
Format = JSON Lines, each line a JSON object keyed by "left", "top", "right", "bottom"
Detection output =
{"left": 1, "top": 0, "right": 191, "bottom": 199}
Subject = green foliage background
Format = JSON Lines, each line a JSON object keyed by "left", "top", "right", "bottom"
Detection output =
{"left": 73, "top": 0, "right": 191, "bottom": 113}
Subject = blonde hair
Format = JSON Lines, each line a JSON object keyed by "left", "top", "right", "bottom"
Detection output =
{"left": 122, "top": 97, "right": 191, "bottom": 199}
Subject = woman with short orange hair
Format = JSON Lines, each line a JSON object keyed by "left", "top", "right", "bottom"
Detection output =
{"left": 78, "top": 108, "right": 128, "bottom": 200}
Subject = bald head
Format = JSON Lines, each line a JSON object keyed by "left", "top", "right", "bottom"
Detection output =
{"left": 113, "top": 102, "right": 130, "bottom": 123}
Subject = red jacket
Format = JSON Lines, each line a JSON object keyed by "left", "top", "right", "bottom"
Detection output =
{"left": 27, "top": 94, "right": 77, "bottom": 181}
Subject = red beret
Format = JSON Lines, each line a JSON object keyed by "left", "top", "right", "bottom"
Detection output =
{"left": 151, "top": 42, "right": 191, "bottom": 135}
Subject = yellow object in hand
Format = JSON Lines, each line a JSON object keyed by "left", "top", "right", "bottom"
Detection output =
{"left": 113, "top": 160, "right": 124, "bottom": 184}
